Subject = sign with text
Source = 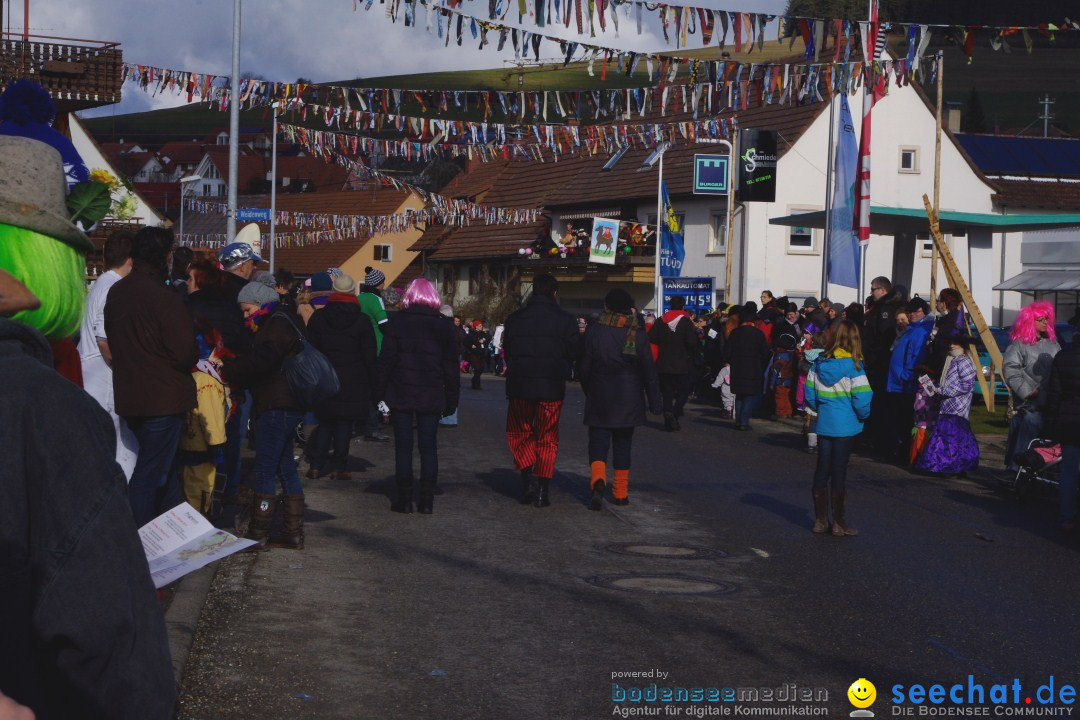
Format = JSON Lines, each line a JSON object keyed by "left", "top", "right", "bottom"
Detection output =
{"left": 693, "top": 154, "right": 730, "bottom": 195}
{"left": 236, "top": 208, "right": 272, "bottom": 222}
{"left": 662, "top": 277, "right": 714, "bottom": 315}
{"left": 737, "top": 129, "right": 778, "bottom": 202}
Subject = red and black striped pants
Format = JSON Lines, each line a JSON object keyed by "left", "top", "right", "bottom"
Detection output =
{"left": 506, "top": 398, "right": 563, "bottom": 479}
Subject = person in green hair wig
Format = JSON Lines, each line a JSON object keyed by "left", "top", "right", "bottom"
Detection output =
{"left": 0, "top": 135, "right": 176, "bottom": 717}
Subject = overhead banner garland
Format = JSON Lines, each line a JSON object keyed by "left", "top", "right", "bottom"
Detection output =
{"left": 354, "top": 0, "right": 1078, "bottom": 57}
{"left": 124, "top": 54, "right": 926, "bottom": 130}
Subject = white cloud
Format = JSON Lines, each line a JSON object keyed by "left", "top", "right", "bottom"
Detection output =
{"left": 21, "top": 0, "right": 786, "bottom": 117}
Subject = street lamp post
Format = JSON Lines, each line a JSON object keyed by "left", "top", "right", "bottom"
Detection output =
{"left": 178, "top": 174, "right": 202, "bottom": 244}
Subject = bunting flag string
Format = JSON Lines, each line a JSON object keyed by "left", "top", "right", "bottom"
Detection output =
{"left": 177, "top": 189, "right": 541, "bottom": 250}
{"left": 123, "top": 53, "right": 923, "bottom": 129}
{"left": 385, "top": 0, "right": 1078, "bottom": 55}
{"left": 278, "top": 114, "right": 741, "bottom": 165}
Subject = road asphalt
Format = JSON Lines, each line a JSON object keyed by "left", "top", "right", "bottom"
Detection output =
{"left": 170, "top": 377, "right": 1077, "bottom": 720}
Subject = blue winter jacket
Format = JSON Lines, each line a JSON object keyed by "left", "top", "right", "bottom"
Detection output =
{"left": 886, "top": 317, "right": 935, "bottom": 393}
{"left": 805, "top": 352, "right": 873, "bottom": 437}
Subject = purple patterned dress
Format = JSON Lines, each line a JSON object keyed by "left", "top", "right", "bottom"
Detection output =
{"left": 915, "top": 353, "right": 980, "bottom": 474}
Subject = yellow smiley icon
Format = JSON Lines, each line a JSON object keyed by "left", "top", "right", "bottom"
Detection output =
{"left": 848, "top": 679, "right": 877, "bottom": 709}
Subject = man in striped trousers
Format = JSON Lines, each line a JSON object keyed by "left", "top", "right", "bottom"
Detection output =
{"left": 502, "top": 273, "right": 581, "bottom": 507}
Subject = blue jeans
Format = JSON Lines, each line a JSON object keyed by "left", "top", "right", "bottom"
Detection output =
{"left": 254, "top": 410, "right": 305, "bottom": 496}
{"left": 813, "top": 435, "right": 855, "bottom": 492}
{"left": 125, "top": 413, "right": 185, "bottom": 527}
{"left": 391, "top": 411, "right": 440, "bottom": 496}
{"left": 734, "top": 394, "right": 762, "bottom": 429}
{"left": 220, "top": 390, "right": 254, "bottom": 496}
{"left": 1060, "top": 444, "right": 1080, "bottom": 524}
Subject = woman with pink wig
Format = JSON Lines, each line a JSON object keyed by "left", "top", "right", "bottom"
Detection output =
{"left": 375, "top": 278, "right": 460, "bottom": 514}
{"left": 1003, "top": 301, "right": 1061, "bottom": 470}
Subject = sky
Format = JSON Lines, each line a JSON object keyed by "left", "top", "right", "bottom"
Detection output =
{"left": 9, "top": 0, "right": 787, "bottom": 117}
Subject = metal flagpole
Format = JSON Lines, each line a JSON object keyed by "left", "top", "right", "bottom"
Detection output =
{"left": 931, "top": 51, "right": 943, "bottom": 314}
{"left": 227, "top": 0, "right": 241, "bottom": 243}
{"left": 654, "top": 149, "right": 664, "bottom": 313}
{"left": 821, "top": 94, "right": 837, "bottom": 300}
{"left": 269, "top": 106, "right": 278, "bottom": 272}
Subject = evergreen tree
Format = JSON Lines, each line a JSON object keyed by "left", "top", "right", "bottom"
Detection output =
{"left": 961, "top": 86, "right": 988, "bottom": 134}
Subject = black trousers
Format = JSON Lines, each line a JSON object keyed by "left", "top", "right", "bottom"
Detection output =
{"left": 659, "top": 372, "right": 690, "bottom": 418}
{"left": 311, "top": 418, "right": 353, "bottom": 472}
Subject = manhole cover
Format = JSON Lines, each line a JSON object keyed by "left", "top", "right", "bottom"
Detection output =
{"left": 587, "top": 573, "right": 737, "bottom": 595}
{"left": 604, "top": 543, "right": 721, "bottom": 560}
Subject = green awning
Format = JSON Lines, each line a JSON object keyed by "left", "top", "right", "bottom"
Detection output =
{"left": 769, "top": 207, "right": 1080, "bottom": 235}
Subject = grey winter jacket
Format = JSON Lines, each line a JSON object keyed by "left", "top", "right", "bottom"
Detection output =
{"left": 1002, "top": 336, "right": 1060, "bottom": 412}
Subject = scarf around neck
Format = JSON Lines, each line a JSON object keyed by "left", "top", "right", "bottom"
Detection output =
{"left": 244, "top": 301, "right": 280, "bottom": 333}
{"left": 598, "top": 310, "right": 638, "bottom": 355}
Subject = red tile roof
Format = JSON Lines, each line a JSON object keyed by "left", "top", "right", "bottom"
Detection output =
{"left": 427, "top": 217, "right": 551, "bottom": 261}
{"left": 992, "top": 178, "right": 1080, "bottom": 212}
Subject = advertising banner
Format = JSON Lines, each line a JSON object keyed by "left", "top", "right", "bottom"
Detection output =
{"left": 737, "top": 129, "right": 778, "bottom": 202}
{"left": 662, "top": 277, "right": 714, "bottom": 315}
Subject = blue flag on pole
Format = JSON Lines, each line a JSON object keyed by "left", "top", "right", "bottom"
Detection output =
{"left": 828, "top": 95, "right": 860, "bottom": 289}
{"left": 659, "top": 181, "right": 684, "bottom": 278}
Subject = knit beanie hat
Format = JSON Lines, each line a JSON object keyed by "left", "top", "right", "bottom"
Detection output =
{"left": 604, "top": 288, "right": 633, "bottom": 314}
{"left": 308, "top": 271, "right": 333, "bottom": 292}
{"left": 251, "top": 270, "right": 277, "bottom": 288}
{"left": 364, "top": 266, "right": 386, "bottom": 287}
{"left": 237, "top": 281, "right": 280, "bottom": 308}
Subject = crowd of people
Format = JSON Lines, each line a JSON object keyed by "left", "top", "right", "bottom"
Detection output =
{"left": 4, "top": 121, "right": 1080, "bottom": 718}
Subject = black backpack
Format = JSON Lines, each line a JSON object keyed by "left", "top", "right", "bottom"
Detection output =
{"left": 273, "top": 312, "right": 340, "bottom": 410}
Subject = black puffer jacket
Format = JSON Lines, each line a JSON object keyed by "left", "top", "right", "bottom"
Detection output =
{"left": 579, "top": 318, "right": 661, "bottom": 427}
{"left": 863, "top": 290, "right": 904, "bottom": 380}
{"left": 503, "top": 294, "right": 579, "bottom": 401}
{"left": 648, "top": 311, "right": 700, "bottom": 375}
{"left": 1045, "top": 346, "right": 1080, "bottom": 444}
{"left": 307, "top": 296, "right": 378, "bottom": 420}
{"left": 186, "top": 285, "right": 248, "bottom": 356}
{"left": 222, "top": 305, "right": 304, "bottom": 417}
{"left": 725, "top": 323, "right": 772, "bottom": 396}
{"left": 377, "top": 305, "right": 460, "bottom": 414}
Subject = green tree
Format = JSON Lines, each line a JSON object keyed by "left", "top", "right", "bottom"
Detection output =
{"left": 784, "top": 0, "right": 910, "bottom": 22}
{"left": 961, "top": 86, "right": 988, "bottom": 134}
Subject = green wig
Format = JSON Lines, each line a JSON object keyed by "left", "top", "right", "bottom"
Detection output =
{"left": 0, "top": 223, "right": 86, "bottom": 339}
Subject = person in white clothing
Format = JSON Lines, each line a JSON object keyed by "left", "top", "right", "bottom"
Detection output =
{"left": 77, "top": 231, "right": 139, "bottom": 478}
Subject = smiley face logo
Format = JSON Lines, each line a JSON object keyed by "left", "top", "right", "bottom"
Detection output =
{"left": 848, "top": 679, "right": 877, "bottom": 709}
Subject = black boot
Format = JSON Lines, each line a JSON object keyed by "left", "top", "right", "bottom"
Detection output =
{"left": 392, "top": 481, "right": 414, "bottom": 514}
{"left": 589, "top": 481, "right": 606, "bottom": 511}
{"left": 533, "top": 478, "right": 551, "bottom": 508}
{"left": 519, "top": 468, "right": 537, "bottom": 505}
{"left": 417, "top": 495, "right": 434, "bottom": 514}
{"left": 663, "top": 412, "right": 675, "bottom": 432}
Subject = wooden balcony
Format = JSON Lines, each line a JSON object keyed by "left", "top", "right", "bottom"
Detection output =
{"left": 1, "top": 34, "right": 122, "bottom": 112}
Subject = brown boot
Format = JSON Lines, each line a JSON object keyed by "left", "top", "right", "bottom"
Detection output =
{"left": 831, "top": 490, "right": 858, "bottom": 536}
{"left": 243, "top": 492, "right": 278, "bottom": 552}
{"left": 812, "top": 488, "right": 830, "bottom": 533}
{"left": 269, "top": 495, "right": 305, "bottom": 549}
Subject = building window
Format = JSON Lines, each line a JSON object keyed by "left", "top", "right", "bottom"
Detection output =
{"left": 918, "top": 232, "right": 938, "bottom": 258}
{"left": 709, "top": 213, "right": 727, "bottom": 254}
{"left": 899, "top": 146, "right": 920, "bottom": 174}
{"left": 374, "top": 244, "right": 392, "bottom": 262}
{"left": 787, "top": 207, "right": 819, "bottom": 254}
{"left": 217, "top": 184, "right": 227, "bottom": 197}
{"left": 201, "top": 183, "right": 211, "bottom": 196}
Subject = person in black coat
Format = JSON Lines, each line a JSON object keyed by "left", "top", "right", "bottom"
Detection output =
{"left": 1045, "top": 345, "right": 1080, "bottom": 533}
{"left": 648, "top": 295, "right": 700, "bottom": 432}
{"left": 502, "top": 273, "right": 580, "bottom": 507}
{"left": 306, "top": 273, "right": 378, "bottom": 481}
{"left": 725, "top": 307, "right": 773, "bottom": 431}
{"left": 376, "top": 279, "right": 460, "bottom": 514}
{"left": 579, "top": 288, "right": 662, "bottom": 509}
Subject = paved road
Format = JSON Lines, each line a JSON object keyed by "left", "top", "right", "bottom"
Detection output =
{"left": 177, "top": 377, "right": 1078, "bottom": 720}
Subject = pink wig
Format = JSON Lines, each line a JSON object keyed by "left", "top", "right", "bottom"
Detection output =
{"left": 1011, "top": 301, "right": 1056, "bottom": 345}
{"left": 401, "top": 278, "right": 441, "bottom": 310}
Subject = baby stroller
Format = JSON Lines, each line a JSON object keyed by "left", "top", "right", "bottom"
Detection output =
{"left": 1004, "top": 439, "right": 1061, "bottom": 499}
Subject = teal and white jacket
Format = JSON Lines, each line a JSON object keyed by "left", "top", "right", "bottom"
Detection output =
{"left": 804, "top": 350, "right": 873, "bottom": 438}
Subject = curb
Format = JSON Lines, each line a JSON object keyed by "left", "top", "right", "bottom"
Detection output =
{"left": 165, "top": 564, "right": 217, "bottom": 688}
